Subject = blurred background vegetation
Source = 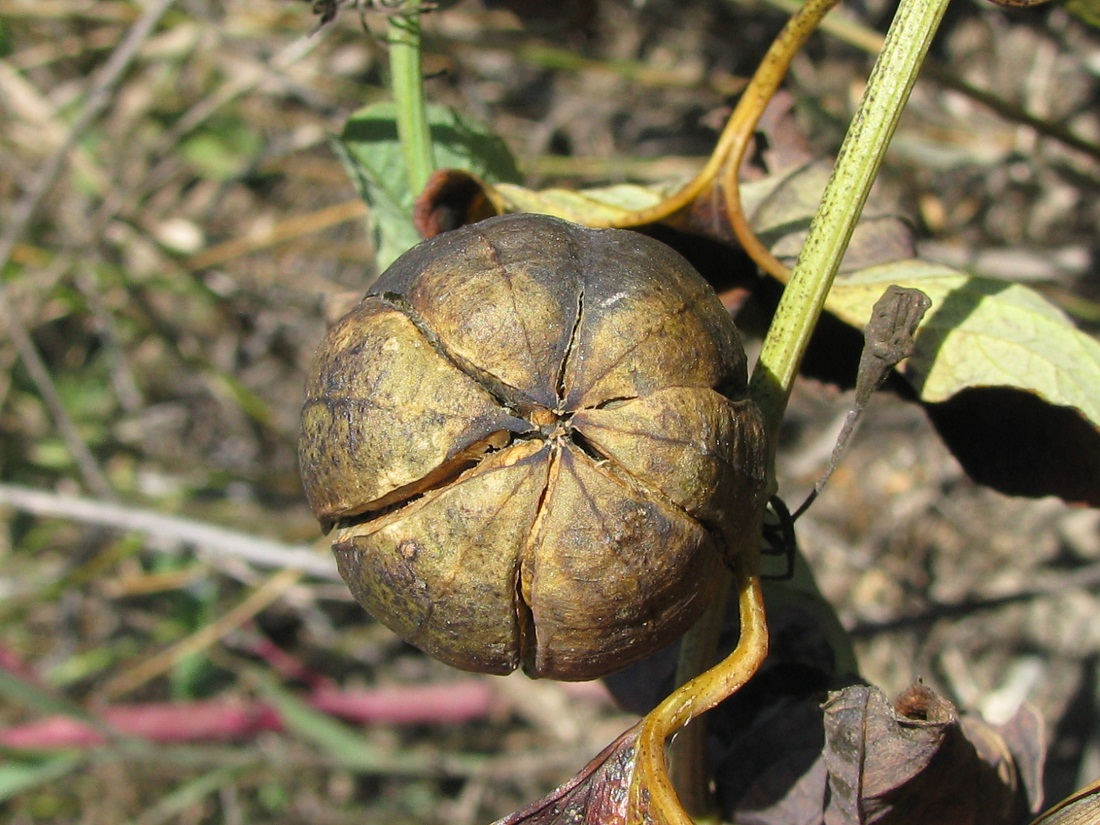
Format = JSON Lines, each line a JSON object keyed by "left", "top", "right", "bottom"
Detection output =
{"left": 1, "top": 1, "right": 1098, "bottom": 823}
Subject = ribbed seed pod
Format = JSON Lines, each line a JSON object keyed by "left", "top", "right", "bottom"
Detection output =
{"left": 299, "top": 213, "right": 767, "bottom": 680}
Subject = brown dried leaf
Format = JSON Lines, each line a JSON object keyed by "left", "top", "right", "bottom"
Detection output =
{"left": 606, "top": 638, "right": 1041, "bottom": 825}
{"left": 1030, "top": 776, "right": 1100, "bottom": 825}
{"left": 413, "top": 168, "right": 501, "bottom": 238}
{"left": 994, "top": 703, "right": 1046, "bottom": 815}
{"left": 822, "top": 683, "right": 1032, "bottom": 825}
{"left": 492, "top": 726, "right": 639, "bottom": 825}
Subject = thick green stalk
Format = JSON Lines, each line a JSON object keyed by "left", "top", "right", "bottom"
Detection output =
{"left": 749, "top": 0, "right": 953, "bottom": 457}
{"left": 388, "top": 7, "right": 435, "bottom": 195}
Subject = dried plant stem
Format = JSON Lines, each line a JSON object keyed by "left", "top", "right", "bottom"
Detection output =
{"left": 0, "top": 483, "right": 338, "bottom": 580}
{"left": 667, "top": 566, "right": 733, "bottom": 818}
{"left": 185, "top": 200, "right": 368, "bottom": 271}
{"left": 0, "top": 0, "right": 178, "bottom": 499}
{"left": 649, "top": 0, "right": 842, "bottom": 812}
{"left": 664, "top": 0, "right": 841, "bottom": 693}
{"left": 644, "top": 0, "right": 956, "bottom": 817}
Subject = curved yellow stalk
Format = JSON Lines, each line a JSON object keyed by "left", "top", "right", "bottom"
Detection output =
{"left": 629, "top": 544, "right": 769, "bottom": 825}
{"left": 592, "top": 0, "right": 840, "bottom": 239}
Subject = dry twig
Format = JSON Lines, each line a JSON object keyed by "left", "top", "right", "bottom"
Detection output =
{"left": 0, "top": 483, "right": 337, "bottom": 580}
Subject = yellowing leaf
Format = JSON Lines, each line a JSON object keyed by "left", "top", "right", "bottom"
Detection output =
{"left": 1066, "top": 0, "right": 1100, "bottom": 28}
{"left": 827, "top": 260, "right": 1100, "bottom": 425}
{"left": 493, "top": 181, "right": 676, "bottom": 225}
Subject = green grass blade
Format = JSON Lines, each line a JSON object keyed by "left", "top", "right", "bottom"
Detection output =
{"left": 0, "top": 754, "right": 86, "bottom": 802}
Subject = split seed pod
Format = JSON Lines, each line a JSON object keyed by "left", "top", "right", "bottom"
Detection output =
{"left": 299, "top": 213, "right": 767, "bottom": 680}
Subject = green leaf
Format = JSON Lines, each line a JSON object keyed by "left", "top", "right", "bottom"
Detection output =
{"left": 335, "top": 101, "right": 520, "bottom": 270}
{"left": 0, "top": 667, "right": 99, "bottom": 724}
{"left": 0, "top": 755, "right": 86, "bottom": 803}
{"left": 0, "top": 18, "right": 12, "bottom": 59}
{"left": 826, "top": 259, "right": 1100, "bottom": 504}
{"left": 1066, "top": 0, "right": 1100, "bottom": 28}
{"left": 203, "top": 369, "right": 275, "bottom": 429}
{"left": 828, "top": 260, "right": 1100, "bottom": 424}
{"left": 331, "top": 128, "right": 422, "bottom": 273}
{"left": 179, "top": 117, "right": 262, "bottom": 181}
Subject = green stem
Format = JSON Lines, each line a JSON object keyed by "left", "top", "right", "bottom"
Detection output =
{"left": 388, "top": 6, "right": 435, "bottom": 196}
{"left": 666, "top": 0, "right": 952, "bottom": 810}
{"left": 749, "top": 0, "right": 953, "bottom": 464}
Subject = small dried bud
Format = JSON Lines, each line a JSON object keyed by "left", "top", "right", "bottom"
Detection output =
{"left": 299, "top": 213, "right": 766, "bottom": 680}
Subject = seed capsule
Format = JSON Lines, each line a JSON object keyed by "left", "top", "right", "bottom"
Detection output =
{"left": 300, "top": 213, "right": 766, "bottom": 680}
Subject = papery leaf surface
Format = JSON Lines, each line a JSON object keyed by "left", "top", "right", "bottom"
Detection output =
{"left": 493, "top": 181, "right": 675, "bottom": 224}
{"left": 822, "top": 683, "right": 1032, "bottom": 825}
{"left": 493, "top": 727, "right": 638, "bottom": 825}
{"left": 1030, "top": 776, "right": 1100, "bottom": 825}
